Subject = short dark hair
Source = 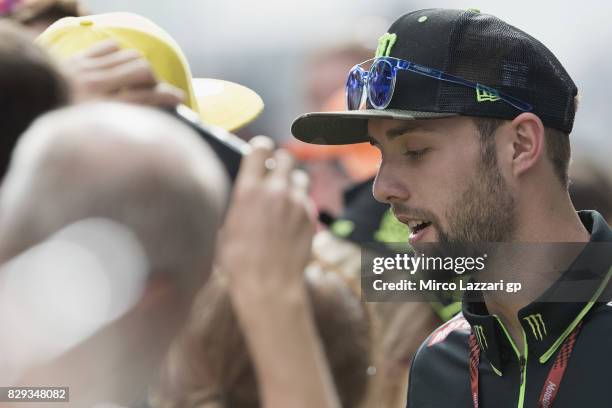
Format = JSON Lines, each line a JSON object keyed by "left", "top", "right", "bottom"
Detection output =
{"left": 0, "top": 21, "right": 69, "bottom": 180}
{"left": 473, "top": 117, "right": 571, "bottom": 188}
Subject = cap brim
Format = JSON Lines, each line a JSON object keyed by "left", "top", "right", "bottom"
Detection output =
{"left": 192, "top": 78, "right": 264, "bottom": 132}
{"left": 291, "top": 109, "right": 458, "bottom": 145}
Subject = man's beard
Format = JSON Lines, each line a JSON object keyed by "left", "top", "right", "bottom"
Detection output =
{"left": 390, "top": 148, "right": 517, "bottom": 246}
{"left": 439, "top": 157, "right": 517, "bottom": 244}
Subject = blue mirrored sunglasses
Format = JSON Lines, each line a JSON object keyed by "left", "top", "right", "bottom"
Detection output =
{"left": 345, "top": 57, "right": 533, "bottom": 112}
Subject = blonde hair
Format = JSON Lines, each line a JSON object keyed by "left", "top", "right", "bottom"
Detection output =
{"left": 155, "top": 271, "right": 371, "bottom": 408}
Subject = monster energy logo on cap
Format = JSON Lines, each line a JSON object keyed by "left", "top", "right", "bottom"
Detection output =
{"left": 375, "top": 33, "right": 397, "bottom": 58}
{"left": 524, "top": 314, "right": 547, "bottom": 341}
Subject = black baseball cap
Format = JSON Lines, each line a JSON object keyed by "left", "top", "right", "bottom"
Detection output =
{"left": 292, "top": 8, "right": 578, "bottom": 145}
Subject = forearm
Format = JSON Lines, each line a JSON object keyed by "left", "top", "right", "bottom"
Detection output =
{"left": 232, "top": 284, "right": 341, "bottom": 408}
{"left": 219, "top": 139, "right": 334, "bottom": 407}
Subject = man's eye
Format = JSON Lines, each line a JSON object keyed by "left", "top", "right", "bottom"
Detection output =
{"left": 402, "top": 148, "right": 430, "bottom": 159}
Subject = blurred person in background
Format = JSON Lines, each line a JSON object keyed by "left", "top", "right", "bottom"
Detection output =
{"left": 304, "top": 44, "right": 374, "bottom": 113}
{"left": 36, "top": 12, "right": 264, "bottom": 133}
{"left": 5, "top": 0, "right": 86, "bottom": 37}
{"left": 569, "top": 158, "right": 612, "bottom": 223}
{"left": 5, "top": 3, "right": 192, "bottom": 112}
{"left": 287, "top": 44, "right": 379, "bottom": 218}
{"left": 0, "top": 19, "right": 68, "bottom": 181}
{"left": 0, "top": 9, "right": 193, "bottom": 185}
{"left": 155, "top": 270, "right": 371, "bottom": 408}
{"left": 0, "top": 102, "right": 229, "bottom": 407}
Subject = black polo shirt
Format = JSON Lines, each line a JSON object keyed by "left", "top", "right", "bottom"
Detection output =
{"left": 406, "top": 211, "right": 612, "bottom": 408}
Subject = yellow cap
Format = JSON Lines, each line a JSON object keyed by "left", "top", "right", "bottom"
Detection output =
{"left": 37, "top": 12, "right": 264, "bottom": 132}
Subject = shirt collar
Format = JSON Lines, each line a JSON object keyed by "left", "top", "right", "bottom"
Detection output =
{"left": 462, "top": 211, "right": 612, "bottom": 372}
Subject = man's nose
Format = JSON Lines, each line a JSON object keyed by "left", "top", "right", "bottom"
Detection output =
{"left": 372, "top": 161, "right": 410, "bottom": 205}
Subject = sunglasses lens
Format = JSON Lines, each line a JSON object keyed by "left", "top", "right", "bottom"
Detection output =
{"left": 368, "top": 59, "right": 394, "bottom": 109}
{"left": 346, "top": 68, "right": 365, "bottom": 110}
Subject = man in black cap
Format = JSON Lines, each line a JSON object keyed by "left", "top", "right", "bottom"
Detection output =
{"left": 292, "top": 8, "right": 612, "bottom": 408}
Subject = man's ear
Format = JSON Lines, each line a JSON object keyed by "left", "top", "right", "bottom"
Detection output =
{"left": 509, "top": 112, "right": 545, "bottom": 178}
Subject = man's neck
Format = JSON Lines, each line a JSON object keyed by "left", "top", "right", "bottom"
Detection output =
{"left": 483, "top": 195, "right": 589, "bottom": 354}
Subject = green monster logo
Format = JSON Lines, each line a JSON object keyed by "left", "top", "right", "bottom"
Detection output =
{"left": 523, "top": 314, "right": 547, "bottom": 341}
{"left": 473, "top": 325, "right": 488, "bottom": 349}
{"left": 375, "top": 33, "right": 397, "bottom": 57}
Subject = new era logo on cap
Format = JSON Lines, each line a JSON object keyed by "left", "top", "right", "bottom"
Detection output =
{"left": 475, "top": 84, "right": 501, "bottom": 103}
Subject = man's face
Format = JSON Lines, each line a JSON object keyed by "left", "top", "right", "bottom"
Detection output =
{"left": 369, "top": 117, "right": 516, "bottom": 246}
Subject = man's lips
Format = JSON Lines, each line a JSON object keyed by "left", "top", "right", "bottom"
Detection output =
{"left": 409, "top": 223, "right": 432, "bottom": 244}
{"left": 395, "top": 215, "right": 434, "bottom": 243}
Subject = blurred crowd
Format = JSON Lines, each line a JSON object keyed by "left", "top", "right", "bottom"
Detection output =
{"left": 0, "top": 1, "right": 610, "bottom": 408}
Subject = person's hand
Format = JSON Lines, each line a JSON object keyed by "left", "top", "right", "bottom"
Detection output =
{"left": 216, "top": 136, "right": 340, "bottom": 408}
{"left": 61, "top": 40, "right": 185, "bottom": 107}
{"left": 218, "top": 136, "right": 315, "bottom": 303}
